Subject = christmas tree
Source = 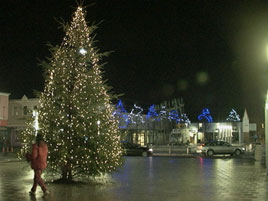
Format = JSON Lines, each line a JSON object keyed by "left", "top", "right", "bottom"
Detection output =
{"left": 226, "top": 109, "right": 240, "bottom": 122}
{"left": 21, "top": 7, "right": 123, "bottom": 181}
{"left": 19, "top": 114, "right": 37, "bottom": 155}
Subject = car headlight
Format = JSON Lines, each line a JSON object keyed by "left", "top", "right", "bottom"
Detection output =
{"left": 242, "top": 147, "right": 245, "bottom": 151}
{"left": 149, "top": 148, "right": 153, "bottom": 152}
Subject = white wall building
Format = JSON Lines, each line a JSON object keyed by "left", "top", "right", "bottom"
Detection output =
{"left": 7, "top": 95, "right": 39, "bottom": 148}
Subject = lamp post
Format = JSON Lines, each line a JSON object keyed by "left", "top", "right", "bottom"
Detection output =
{"left": 265, "top": 46, "right": 268, "bottom": 174}
{"left": 265, "top": 91, "right": 268, "bottom": 174}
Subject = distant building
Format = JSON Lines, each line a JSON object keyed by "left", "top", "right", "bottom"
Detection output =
{"left": 169, "top": 109, "right": 257, "bottom": 145}
{"left": 7, "top": 95, "right": 39, "bottom": 149}
{"left": 0, "top": 92, "right": 10, "bottom": 126}
{"left": 0, "top": 92, "right": 10, "bottom": 152}
{"left": 0, "top": 93, "right": 259, "bottom": 151}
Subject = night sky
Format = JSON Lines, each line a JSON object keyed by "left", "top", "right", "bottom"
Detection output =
{"left": 1, "top": 0, "right": 268, "bottom": 122}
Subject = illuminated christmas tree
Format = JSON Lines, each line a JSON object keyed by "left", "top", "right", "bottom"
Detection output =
{"left": 19, "top": 114, "right": 37, "bottom": 156}
{"left": 22, "top": 7, "right": 123, "bottom": 181}
{"left": 226, "top": 109, "right": 240, "bottom": 122}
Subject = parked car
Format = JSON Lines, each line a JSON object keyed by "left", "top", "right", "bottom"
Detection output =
{"left": 196, "top": 141, "right": 245, "bottom": 156}
{"left": 121, "top": 141, "right": 153, "bottom": 157}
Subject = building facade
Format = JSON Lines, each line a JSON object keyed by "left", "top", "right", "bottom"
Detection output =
{"left": 7, "top": 95, "right": 39, "bottom": 150}
{"left": 0, "top": 92, "right": 10, "bottom": 152}
{"left": 0, "top": 92, "right": 259, "bottom": 152}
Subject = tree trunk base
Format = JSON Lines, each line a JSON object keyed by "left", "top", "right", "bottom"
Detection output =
{"left": 53, "top": 178, "right": 76, "bottom": 184}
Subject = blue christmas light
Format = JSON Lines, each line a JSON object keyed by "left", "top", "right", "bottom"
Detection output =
{"left": 198, "top": 108, "right": 213, "bottom": 123}
{"left": 146, "top": 104, "right": 159, "bottom": 120}
{"left": 168, "top": 110, "right": 179, "bottom": 122}
{"left": 113, "top": 100, "right": 129, "bottom": 128}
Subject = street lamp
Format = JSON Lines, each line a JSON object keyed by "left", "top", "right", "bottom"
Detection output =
{"left": 265, "top": 45, "right": 268, "bottom": 174}
{"left": 265, "top": 91, "right": 268, "bottom": 173}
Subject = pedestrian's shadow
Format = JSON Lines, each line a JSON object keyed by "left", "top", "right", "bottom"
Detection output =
{"left": 29, "top": 194, "right": 37, "bottom": 201}
{"left": 29, "top": 194, "right": 52, "bottom": 201}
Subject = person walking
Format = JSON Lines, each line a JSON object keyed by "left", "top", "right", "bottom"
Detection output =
{"left": 26, "top": 133, "right": 49, "bottom": 196}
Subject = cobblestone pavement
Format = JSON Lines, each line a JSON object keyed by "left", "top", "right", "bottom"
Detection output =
{"left": 0, "top": 156, "right": 268, "bottom": 201}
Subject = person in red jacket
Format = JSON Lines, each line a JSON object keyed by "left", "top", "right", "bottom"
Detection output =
{"left": 26, "top": 133, "right": 49, "bottom": 196}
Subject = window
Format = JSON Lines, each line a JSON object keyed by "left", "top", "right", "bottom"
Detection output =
{"left": 14, "top": 106, "right": 18, "bottom": 116}
{"left": 23, "top": 106, "right": 28, "bottom": 115}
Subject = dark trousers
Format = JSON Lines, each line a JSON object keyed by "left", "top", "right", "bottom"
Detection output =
{"left": 31, "top": 169, "right": 47, "bottom": 192}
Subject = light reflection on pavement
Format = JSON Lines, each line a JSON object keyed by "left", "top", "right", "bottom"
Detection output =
{"left": 0, "top": 157, "right": 268, "bottom": 201}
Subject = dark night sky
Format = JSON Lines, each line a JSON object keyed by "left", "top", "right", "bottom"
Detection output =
{"left": 1, "top": 0, "right": 268, "bottom": 122}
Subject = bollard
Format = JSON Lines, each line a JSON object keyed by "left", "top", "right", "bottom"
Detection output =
{"left": 255, "top": 144, "right": 263, "bottom": 161}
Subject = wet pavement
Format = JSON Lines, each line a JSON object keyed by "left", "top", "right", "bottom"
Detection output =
{"left": 0, "top": 155, "right": 268, "bottom": 201}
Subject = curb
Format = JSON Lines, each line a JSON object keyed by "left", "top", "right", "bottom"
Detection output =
{"left": 152, "top": 153, "right": 254, "bottom": 159}
{"left": 0, "top": 159, "right": 22, "bottom": 163}
{"left": 0, "top": 153, "right": 23, "bottom": 163}
{"left": 153, "top": 153, "right": 198, "bottom": 158}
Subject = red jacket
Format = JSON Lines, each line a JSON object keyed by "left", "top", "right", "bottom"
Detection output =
{"left": 27, "top": 142, "right": 48, "bottom": 170}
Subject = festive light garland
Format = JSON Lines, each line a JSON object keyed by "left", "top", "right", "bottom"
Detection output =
{"left": 146, "top": 104, "right": 159, "bottom": 121}
{"left": 113, "top": 100, "right": 129, "bottom": 128}
{"left": 198, "top": 108, "right": 213, "bottom": 123}
{"left": 128, "top": 104, "right": 145, "bottom": 124}
{"left": 226, "top": 109, "right": 240, "bottom": 122}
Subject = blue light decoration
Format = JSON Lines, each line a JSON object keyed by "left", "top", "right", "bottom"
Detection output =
{"left": 168, "top": 109, "right": 179, "bottom": 122}
{"left": 128, "top": 104, "right": 145, "bottom": 124}
{"left": 146, "top": 104, "right": 159, "bottom": 121}
{"left": 113, "top": 100, "right": 129, "bottom": 128}
{"left": 198, "top": 108, "right": 213, "bottom": 123}
{"left": 226, "top": 109, "right": 240, "bottom": 122}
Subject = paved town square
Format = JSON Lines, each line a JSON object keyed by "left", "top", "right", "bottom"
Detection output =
{"left": 1, "top": 156, "right": 268, "bottom": 201}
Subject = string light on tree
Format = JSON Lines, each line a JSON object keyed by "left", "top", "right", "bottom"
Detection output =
{"left": 113, "top": 100, "right": 129, "bottom": 128}
{"left": 79, "top": 48, "right": 87, "bottom": 55}
{"left": 97, "top": 120, "right": 100, "bottom": 135}
{"left": 198, "top": 108, "right": 213, "bottom": 123}
{"left": 128, "top": 104, "right": 145, "bottom": 124}
{"left": 146, "top": 104, "right": 159, "bottom": 121}
{"left": 168, "top": 109, "right": 179, "bottom": 122}
{"left": 33, "top": 110, "right": 39, "bottom": 134}
{"left": 159, "top": 105, "right": 168, "bottom": 121}
{"left": 178, "top": 113, "right": 191, "bottom": 125}
{"left": 20, "top": 6, "right": 123, "bottom": 181}
{"left": 226, "top": 109, "right": 240, "bottom": 122}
